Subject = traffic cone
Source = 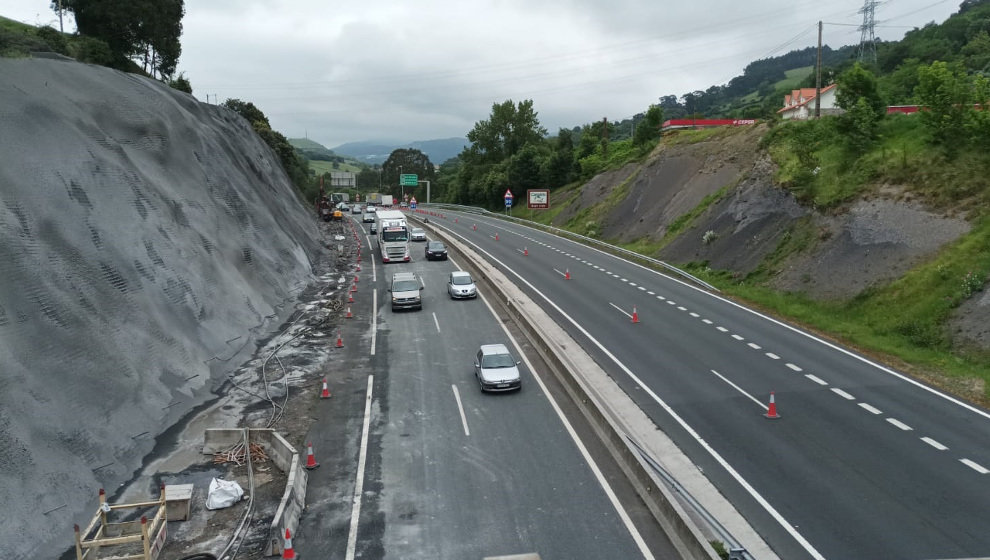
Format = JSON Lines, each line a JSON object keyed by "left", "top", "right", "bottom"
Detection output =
{"left": 345, "top": 306, "right": 353, "bottom": 318}
{"left": 632, "top": 306, "right": 639, "bottom": 323}
{"left": 565, "top": 268, "right": 571, "bottom": 280}
{"left": 304, "top": 443, "right": 320, "bottom": 469}
{"left": 765, "top": 392, "right": 781, "bottom": 419}
{"left": 455, "top": 218, "right": 458, "bottom": 223}
{"left": 282, "top": 528, "right": 296, "bottom": 559}
{"left": 473, "top": 224, "right": 477, "bottom": 231}
{"left": 348, "top": 292, "right": 354, "bottom": 303}
{"left": 350, "top": 282, "right": 357, "bottom": 293}
{"left": 336, "top": 330, "right": 344, "bottom": 348}
{"left": 320, "top": 378, "right": 331, "bottom": 399}
{"left": 357, "top": 263, "right": 361, "bottom": 271}
{"left": 495, "top": 232, "right": 499, "bottom": 241}
{"left": 354, "top": 274, "right": 359, "bottom": 283}
{"left": 524, "top": 246, "right": 528, "bottom": 256}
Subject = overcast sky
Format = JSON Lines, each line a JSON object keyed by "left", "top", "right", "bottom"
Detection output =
{"left": 7, "top": 0, "right": 960, "bottom": 149}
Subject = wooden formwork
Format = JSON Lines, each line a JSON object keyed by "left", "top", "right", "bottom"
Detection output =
{"left": 73, "top": 485, "right": 168, "bottom": 560}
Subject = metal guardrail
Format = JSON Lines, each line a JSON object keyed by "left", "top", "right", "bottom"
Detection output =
{"left": 420, "top": 203, "right": 719, "bottom": 293}
{"left": 627, "top": 438, "right": 753, "bottom": 560}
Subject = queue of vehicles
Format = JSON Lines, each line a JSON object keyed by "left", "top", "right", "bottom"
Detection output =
{"left": 351, "top": 202, "right": 516, "bottom": 391}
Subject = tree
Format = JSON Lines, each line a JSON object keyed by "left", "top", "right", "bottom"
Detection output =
{"left": 506, "top": 144, "right": 547, "bottom": 194}
{"left": 53, "top": 0, "right": 184, "bottom": 78}
{"left": 463, "top": 99, "right": 547, "bottom": 165}
{"left": 221, "top": 99, "right": 270, "bottom": 129}
{"left": 545, "top": 128, "right": 576, "bottom": 188}
{"left": 382, "top": 149, "right": 434, "bottom": 197}
{"left": 168, "top": 72, "right": 192, "bottom": 94}
{"left": 633, "top": 104, "right": 663, "bottom": 147}
{"left": 836, "top": 63, "right": 885, "bottom": 118}
{"left": 915, "top": 61, "right": 975, "bottom": 149}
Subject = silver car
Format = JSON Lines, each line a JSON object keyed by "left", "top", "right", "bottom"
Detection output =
{"left": 474, "top": 344, "right": 522, "bottom": 392}
{"left": 447, "top": 271, "right": 477, "bottom": 299}
{"left": 410, "top": 227, "right": 427, "bottom": 242}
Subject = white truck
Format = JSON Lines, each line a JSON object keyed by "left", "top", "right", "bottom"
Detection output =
{"left": 381, "top": 194, "right": 394, "bottom": 207}
{"left": 375, "top": 209, "right": 409, "bottom": 263}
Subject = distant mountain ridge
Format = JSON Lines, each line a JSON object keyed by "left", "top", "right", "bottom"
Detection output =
{"left": 332, "top": 137, "right": 468, "bottom": 165}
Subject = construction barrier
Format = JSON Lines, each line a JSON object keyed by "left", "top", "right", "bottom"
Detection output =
{"left": 73, "top": 486, "right": 168, "bottom": 560}
{"left": 202, "top": 428, "right": 307, "bottom": 556}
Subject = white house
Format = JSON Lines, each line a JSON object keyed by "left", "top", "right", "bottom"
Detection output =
{"left": 778, "top": 84, "right": 840, "bottom": 120}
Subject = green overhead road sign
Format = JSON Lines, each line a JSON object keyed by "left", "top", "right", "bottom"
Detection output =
{"left": 400, "top": 174, "right": 418, "bottom": 186}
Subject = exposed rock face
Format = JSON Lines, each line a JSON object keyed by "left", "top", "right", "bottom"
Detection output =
{"left": 546, "top": 125, "right": 986, "bottom": 350}
{"left": 0, "top": 58, "right": 321, "bottom": 558}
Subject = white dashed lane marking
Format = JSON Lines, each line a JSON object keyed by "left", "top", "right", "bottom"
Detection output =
{"left": 830, "top": 388, "right": 855, "bottom": 400}
{"left": 731, "top": 334, "right": 744, "bottom": 341}
{"left": 805, "top": 374, "right": 828, "bottom": 386}
{"left": 785, "top": 363, "right": 803, "bottom": 372}
{"left": 747, "top": 342, "right": 761, "bottom": 350}
{"left": 921, "top": 437, "right": 948, "bottom": 451}
{"left": 960, "top": 459, "right": 989, "bottom": 474}
{"left": 886, "top": 418, "right": 913, "bottom": 431}
{"left": 765, "top": 353, "right": 780, "bottom": 360}
{"left": 859, "top": 403, "right": 883, "bottom": 415}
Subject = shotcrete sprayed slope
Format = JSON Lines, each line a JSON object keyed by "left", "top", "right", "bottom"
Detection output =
{"left": 0, "top": 58, "right": 321, "bottom": 558}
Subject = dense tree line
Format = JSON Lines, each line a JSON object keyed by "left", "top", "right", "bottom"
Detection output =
{"left": 51, "top": 0, "right": 184, "bottom": 80}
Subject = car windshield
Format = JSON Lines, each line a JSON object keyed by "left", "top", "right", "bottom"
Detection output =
{"left": 412, "top": 229, "right": 424, "bottom": 235}
{"left": 451, "top": 275, "right": 472, "bottom": 286}
{"left": 392, "top": 280, "right": 419, "bottom": 292}
{"left": 482, "top": 353, "right": 515, "bottom": 368}
{"left": 382, "top": 230, "right": 407, "bottom": 242}
{"left": 429, "top": 242, "right": 444, "bottom": 250}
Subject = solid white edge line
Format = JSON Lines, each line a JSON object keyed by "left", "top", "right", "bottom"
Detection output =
{"left": 451, "top": 384, "right": 470, "bottom": 437}
{"left": 477, "top": 290, "right": 654, "bottom": 560}
{"left": 432, "top": 311, "right": 441, "bottom": 333}
{"left": 345, "top": 375, "right": 374, "bottom": 560}
{"left": 710, "top": 370, "right": 769, "bottom": 410}
{"left": 435, "top": 219, "right": 826, "bottom": 560}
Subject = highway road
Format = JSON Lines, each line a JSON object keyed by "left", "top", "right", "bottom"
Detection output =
{"left": 295, "top": 215, "right": 674, "bottom": 559}
{"left": 417, "top": 207, "right": 990, "bottom": 560}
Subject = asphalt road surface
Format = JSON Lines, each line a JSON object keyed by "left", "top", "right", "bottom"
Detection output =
{"left": 419, "top": 207, "right": 990, "bottom": 560}
{"left": 295, "top": 215, "right": 674, "bottom": 560}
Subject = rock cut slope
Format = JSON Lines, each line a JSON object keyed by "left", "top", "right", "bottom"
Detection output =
{"left": 0, "top": 58, "right": 321, "bottom": 558}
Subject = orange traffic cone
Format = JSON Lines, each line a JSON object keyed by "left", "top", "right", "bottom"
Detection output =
{"left": 348, "top": 292, "right": 354, "bottom": 303}
{"left": 632, "top": 306, "right": 639, "bottom": 323}
{"left": 304, "top": 442, "right": 320, "bottom": 469}
{"left": 565, "top": 268, "right": 571, "bottom": 280}
{"left": 495, "top": 232, "right": 499, "bottom": 241}
{"left": 282, "top": 528, "right": 296, "bottom": 559}
{"left": 357, "top": 263, "right": 361, "bottom": 271}
{"left": 524, "top": 247, "right": 528, "bottom": 256}
{"left": 320, "top": 378, "right": 331, "bottom": 399}
{"left": 345, "top": 306, "right": 353, "bottom": 318}
{"left": 336, "top": 330, "right": 344, "bottom": 348}
{"left": 765, "top": 392, "right": 781, "bottom": 419}
{"left": 350, "top": 283, "right": 357, "bottom": 293}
